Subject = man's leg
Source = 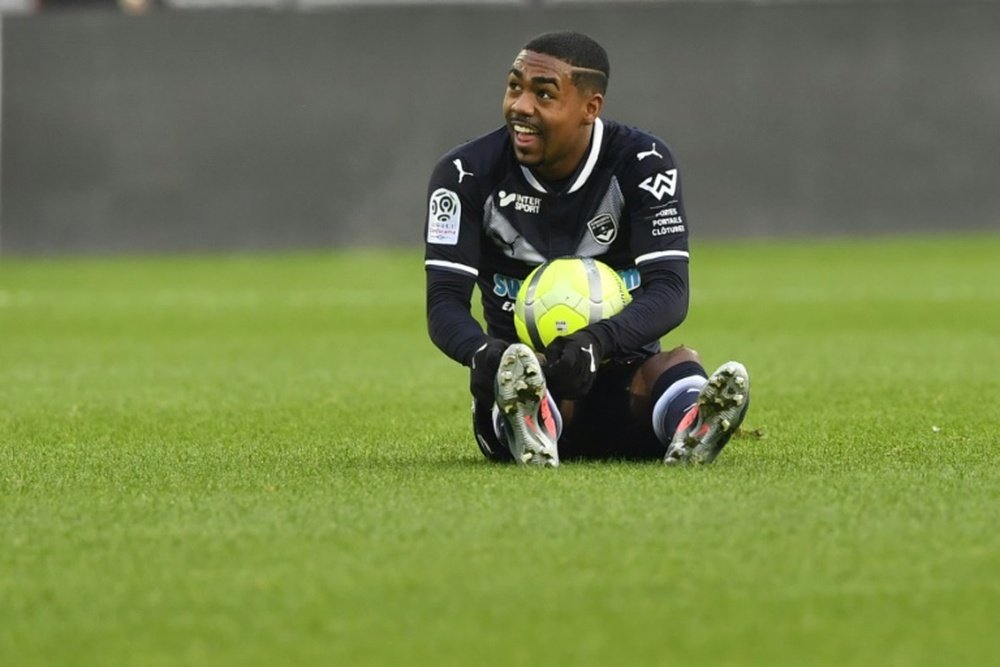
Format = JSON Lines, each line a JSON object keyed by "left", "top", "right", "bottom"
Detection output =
{"left": 663, "top": 360, "right": 750, "bottom": 464}
{"left": 630, "top": 346, "right": 751, "bottom": 464}
{"left": 629, "top": 345, "right": 707, "bottom": 445}
{"left": 471, "top": 343, "right": 561, "bottom": 466}
{"left": 544, "top": 348, "right": 706, "bottom": 460}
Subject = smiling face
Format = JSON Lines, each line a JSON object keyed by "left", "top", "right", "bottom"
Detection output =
{"left": 503, "top": 50, "right": 604, "bottom": 182}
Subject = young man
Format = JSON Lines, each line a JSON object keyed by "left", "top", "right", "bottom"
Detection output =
{"left": 424, "top": 31, "right": 750, "bottom": 467}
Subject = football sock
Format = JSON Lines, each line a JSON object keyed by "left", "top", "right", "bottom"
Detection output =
{"left": 650, "top": 361, "right": 708, "bottom": 445}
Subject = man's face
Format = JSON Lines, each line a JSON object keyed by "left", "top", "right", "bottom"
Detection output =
{"left": 502, "top": 50, "right": 603, "bottom": 181}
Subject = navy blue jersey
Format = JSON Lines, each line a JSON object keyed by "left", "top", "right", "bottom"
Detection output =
{"left": 425, "top": 118, "right": 691, "bottom": 366}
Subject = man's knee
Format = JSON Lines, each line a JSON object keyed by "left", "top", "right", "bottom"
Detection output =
{"left": 629, "top": 346, "right": 705, "bottom": 416}
{"left": 633, "top": 346, "right": 701, "bottom": 390}
{"left": 659, "top": 344, "right": 702, "bottom": 368}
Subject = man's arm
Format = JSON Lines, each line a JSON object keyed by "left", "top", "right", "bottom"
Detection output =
{"left": 426, "top": 269, "right": 492, "bottom": 366}
{"left": 427, "top": 268, "right": 510, "bottom": 405}
{"left": 587, "top": 259, "right": 689, "bottom": 357}
{"left": 544, "top": 134, "right": 692, "bottom": 396}
{"left": 543, "top": 260, "right": 688, "bottom": 398}
{"left": 423, "top": 147, "right": 492, "bottom": 367}
{"left": 589, "top": 135, "right": 692, "bottom": 356}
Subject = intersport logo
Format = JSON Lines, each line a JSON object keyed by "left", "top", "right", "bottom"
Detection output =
{"left": 497, "top": 190, "right": 541, "bottom": 214}
{"left": 638, "top": 169, "right": 678, "bottom": 201}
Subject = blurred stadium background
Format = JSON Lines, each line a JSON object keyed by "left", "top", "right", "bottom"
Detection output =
{"left": 1, "top": 0, "right": 997, "bottom": 255}
{"left": 3, "top": 4, "right": 999, "bottom": 665}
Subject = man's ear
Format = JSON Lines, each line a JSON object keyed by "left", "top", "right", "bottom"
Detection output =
{"left": 582, "top": 92, "right": 604, "bottom": 125}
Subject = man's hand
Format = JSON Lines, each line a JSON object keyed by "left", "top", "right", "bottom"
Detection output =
{"left": 543, "top": 329, "right": 604, "bottom": 399}
{"left": 469, "top": 339, "right": 509, "bottom": 404}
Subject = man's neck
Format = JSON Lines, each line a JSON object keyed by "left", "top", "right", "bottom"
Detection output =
{"left": 533, "top": 124, "right": 594, "bottom": 182}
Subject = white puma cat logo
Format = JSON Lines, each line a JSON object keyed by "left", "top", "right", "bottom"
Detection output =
{"left": 453, "top": 159, "right": 474, "bottom": 183}
{"left": 637, "top": 143, "right": 663, "bottom": 161}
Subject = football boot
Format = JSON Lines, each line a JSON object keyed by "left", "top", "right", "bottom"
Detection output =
{"left": 495, "top": 343, "right": 560, "bottom": 467}
{"left": 664, "top": 361, "right": 750, "bottom": 465}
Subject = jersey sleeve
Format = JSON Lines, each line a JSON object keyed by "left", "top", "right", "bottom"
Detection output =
{"left": 423, "top": 155, "right": 483, "bottom": 280}
{"left": 623, "top": 140, "right": 690, "bottom": 268}
{"left": 587, "top": 138, "right": 692, "bottom": 356}
{"left": 423, "top": 154, "right": 492, "bottom": 365}
{"left": 426, "top": 269, "right": 491, "bottom": 366}
{"left": 588, "top": 260, "right": 689, "bottom": 358}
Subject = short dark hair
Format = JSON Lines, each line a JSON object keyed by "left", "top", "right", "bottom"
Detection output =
{"left": 522, "top": 31, "right": 610, "bottom": 95}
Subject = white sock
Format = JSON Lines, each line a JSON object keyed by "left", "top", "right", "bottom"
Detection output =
{"left": 651, "top": 376, "right": 706, "bottom": 444}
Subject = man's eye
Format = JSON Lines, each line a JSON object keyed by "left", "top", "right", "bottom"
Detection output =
{"left": 538, "top": 90, "right": 554, "bottom": 100}
{"left": 507, "top": 81, "right": 521, "bottom": 92}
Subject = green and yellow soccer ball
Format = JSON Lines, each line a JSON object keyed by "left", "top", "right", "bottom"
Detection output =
{"left": 514, "top": 257, "right": 632, "bottom": 351}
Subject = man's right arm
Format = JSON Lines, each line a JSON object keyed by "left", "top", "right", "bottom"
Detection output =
{"left": 423, "top": 151, "right": 497, "bottom": 367}
{"left": 426, "top": 268, "right": 491, "bottom": 366}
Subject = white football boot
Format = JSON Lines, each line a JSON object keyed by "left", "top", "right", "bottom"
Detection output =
{"left": 664, "top": 361, "right": 750, "bottom": 465}
{"left": 495, "top": 343, "right": 560, "bottom": 467}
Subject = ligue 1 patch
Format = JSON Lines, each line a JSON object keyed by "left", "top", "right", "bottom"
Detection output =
{"left": 427, "top": 188, "right": 461, "bottom": 245}
{"left": 587, "top": 213, "right": 618, "bottom": 245}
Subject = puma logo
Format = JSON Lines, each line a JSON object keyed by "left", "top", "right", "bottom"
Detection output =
{"left": 637, "top": 143, "right": 663, "bottom": 161}
{"left": 471, "top": 342, "right": 488, "bottom": 369}
{"left": 453, "top": 159, "right": 474, "bottom": 183}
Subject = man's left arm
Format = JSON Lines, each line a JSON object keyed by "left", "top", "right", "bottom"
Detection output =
{"left": 586, "top": 260, "right": 689, "bottom": 357}
{"left": 576, "top": 139, "right": 693, "bottom": 356}
{"left": 544, "top": 140, "right": 692, "bottom": 396}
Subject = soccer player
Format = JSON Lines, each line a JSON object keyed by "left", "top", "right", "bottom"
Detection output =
{"left": 424, "top": 31, "right": 750, "bottom": 467}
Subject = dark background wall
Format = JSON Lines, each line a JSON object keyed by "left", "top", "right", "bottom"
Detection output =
{"left": 2, "top": 3, "right": 998, "bottom": 254}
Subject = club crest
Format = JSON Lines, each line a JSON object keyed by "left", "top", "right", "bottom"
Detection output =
{"left": 586, "top": 214, "right": 618, "bottom": 245}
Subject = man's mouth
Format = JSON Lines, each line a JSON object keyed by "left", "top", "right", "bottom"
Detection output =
{"left": 510, "top": 122, "right": 541, "bottom": 148}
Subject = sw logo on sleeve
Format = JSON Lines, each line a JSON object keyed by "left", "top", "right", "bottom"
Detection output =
{"left": 638, "top": 169, "right": 678, "bottom": 201}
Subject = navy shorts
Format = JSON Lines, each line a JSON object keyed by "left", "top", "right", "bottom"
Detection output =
{"left": 472, "top": 357, "right": 665, "bottom": 462}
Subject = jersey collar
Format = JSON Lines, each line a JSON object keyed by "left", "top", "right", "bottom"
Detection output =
{"left": 520, "top": 118, "right": 605, "bottom": 195}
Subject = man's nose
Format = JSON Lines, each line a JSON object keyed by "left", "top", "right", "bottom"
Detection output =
{"left": 509, "top": 93, "right": 533, "bottom": 118}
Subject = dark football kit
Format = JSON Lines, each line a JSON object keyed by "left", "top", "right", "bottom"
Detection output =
{"left": 424, "top": 118, "right": 695, "bottom": 459}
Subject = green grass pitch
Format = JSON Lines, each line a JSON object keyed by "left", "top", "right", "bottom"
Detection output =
{"left": 1, "top": 235, "right": 998, "bottom": 666}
